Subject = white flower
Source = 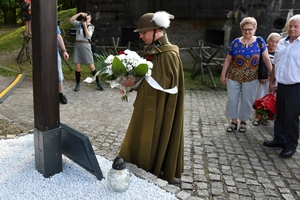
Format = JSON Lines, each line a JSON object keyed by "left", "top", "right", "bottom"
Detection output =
{"left": 92, "top": 49, "right": 153, "bottom": 102}
{"left": 104, "top": 55, "right": 115, "bottom": 64}
{"left": 105, "top": 49, "right": 152, "bottom": 77}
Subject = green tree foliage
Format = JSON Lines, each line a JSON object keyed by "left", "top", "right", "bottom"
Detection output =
{"left": 0, "top": 0, "right": 77, "bottom": 24}
{"left": 57, "top": 0, "right": 77, "bottom": 11}
{"left": 0, "top": 0, "right": 20, "bottom": 24}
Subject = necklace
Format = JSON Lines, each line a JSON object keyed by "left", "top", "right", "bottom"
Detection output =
{"left": 241, "top": 37, "right": 255, "bottom": 48}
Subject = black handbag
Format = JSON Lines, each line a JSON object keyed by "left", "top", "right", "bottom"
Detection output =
{"left": 90, "top": 41, "right": 97, "bottom": 53}
{"left": 87, "top": 39, "right": 97, "bottom": 53}
{"left": 257, "top": 37, "right": 268, "bottom": 79}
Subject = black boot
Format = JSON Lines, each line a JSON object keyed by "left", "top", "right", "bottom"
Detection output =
{"left": 74, "top": 71, "right": 81, "bottom": 92}
{"left": 92, "top": 70, "right": 104, "bottom": 91}
{"left": 59, "top": 93, "right": 68, "bottom": 104}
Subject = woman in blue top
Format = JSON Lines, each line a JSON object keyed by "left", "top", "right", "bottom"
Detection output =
{"left": 220, "top": 17, "right": 273, "bottom": 133}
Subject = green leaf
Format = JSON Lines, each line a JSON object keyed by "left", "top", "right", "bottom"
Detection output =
{"left": 112, "top": 57, "right": 127, "bottom": 77}
{"left": 133, "top": 64, "right": 148, "bottom": 76}
{"left": 94, "top": 53, "right": 109, "bottom": 72}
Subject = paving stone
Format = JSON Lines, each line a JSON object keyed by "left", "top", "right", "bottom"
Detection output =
{"left": 6, "top": 134, "right": 16, "bottom": 139}
{"left": 282, "top": 193, "right": 296, "bottom": 200}
{"left": 163, "top": 184, "right": 181, "bottom": 194}
{"left": 196, "top": 182, "right": 208, "bottom": 190}
{"left": 175, "top": 190, "right": 191, "bottom": 200}
{"left": 181, "top": 182, "right": 194, "bottom": 190}
{"left": 152, "top": 178, "right": 168, "bottom": 188}
{"left": 1, "top": 76, "right": 300, "bottom": 199}
{"left": 227, "top": 186, "right": 237, "bottom": 193}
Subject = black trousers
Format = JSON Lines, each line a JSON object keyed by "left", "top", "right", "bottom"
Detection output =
{"left": 274, "top": 83, "right": 300, "bottom": 149}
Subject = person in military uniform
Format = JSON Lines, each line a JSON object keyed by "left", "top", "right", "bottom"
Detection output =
{"left": 119, "top": 11, "right": 185, "bottom": 184}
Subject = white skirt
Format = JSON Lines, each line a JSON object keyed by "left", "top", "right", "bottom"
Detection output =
{"left": 255, "top": 80, "right": 269, "bottom": 100}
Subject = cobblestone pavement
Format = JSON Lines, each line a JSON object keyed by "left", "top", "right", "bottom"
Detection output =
{"left": 1, "top": 75, "right": 300, "bottom": 200}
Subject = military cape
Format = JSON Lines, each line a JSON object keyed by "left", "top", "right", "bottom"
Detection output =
{"left": 119, "top": 35, "right": 185, "bottom": 182}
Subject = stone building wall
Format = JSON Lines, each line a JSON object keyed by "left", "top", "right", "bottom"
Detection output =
{"left": 79, "top": 0, "right": 300, "bottom": 68}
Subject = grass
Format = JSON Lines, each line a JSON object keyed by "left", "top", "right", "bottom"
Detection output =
{"left": 184, "top": 67, "right": 226, "bottom": 90}
{"left": 0, "top": 67, "right": 20, "bottom": 77}
{"left": 0, "top": 8, "right": 227, "bottom": 91}
{"left": 0, "top": 26, "right": 25, "bottom": 54}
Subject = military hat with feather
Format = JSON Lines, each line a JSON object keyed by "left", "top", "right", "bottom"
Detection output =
{"left": 134, "top": 11, "right": 175, "bottom": 32}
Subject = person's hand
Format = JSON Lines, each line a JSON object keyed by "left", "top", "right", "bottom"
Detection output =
{"left": 79, "top": 12, "right": 86, "bottom": 17}
{"left": 220, "top": 75, "right": 226, "bottom": 85}
{"left": 269, "top": 84, "right": 277, "bottom": 94}
{"left": 120, "top": 77, "right": 135, "bottom": 87}
{"left": 63, "top": 51, "right": 69, "bottom": 60}
{"left": 259, "top": 79, "right": 268, "bottom": 84}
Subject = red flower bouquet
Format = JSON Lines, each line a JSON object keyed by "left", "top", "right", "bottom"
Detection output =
{"left": 253, "top": 94, "right": 277, "bottom": 124}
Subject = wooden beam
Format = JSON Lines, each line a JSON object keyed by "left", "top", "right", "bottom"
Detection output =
{"left": 32, "top": 0, "right": 62, "bottom": 178}
{"left": 32, "top": 1, "right": 59, "bottom": 131}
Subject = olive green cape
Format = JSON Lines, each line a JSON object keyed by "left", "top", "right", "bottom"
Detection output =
{"left": 119, "top": 35, "right": 185, "bottom": 182}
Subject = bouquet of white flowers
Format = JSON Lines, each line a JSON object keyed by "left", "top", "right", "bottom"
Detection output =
{"left": 84, "top": 49, "right": 153, "bottom": 102}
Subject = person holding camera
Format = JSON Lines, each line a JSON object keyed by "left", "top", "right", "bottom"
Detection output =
{"left": 69, "top": 12, "right": 104, "bottom": 92}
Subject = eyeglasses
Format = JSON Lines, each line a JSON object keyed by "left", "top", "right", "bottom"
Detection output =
{"left": 242, "top": 28, "right": 254, "bottom": 32}
{"left": 139, "top": 31, "right": 147, "bottom": 35}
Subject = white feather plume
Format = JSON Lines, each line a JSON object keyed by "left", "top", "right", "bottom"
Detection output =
{"left": 152, "top": 11, "right": 174, "bottom": 29}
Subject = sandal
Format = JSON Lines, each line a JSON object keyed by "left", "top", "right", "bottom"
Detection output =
{"left": 239, "top": 121, "right": 247, "bottom": 132}
{"left": 252, "top": 119, "right": 260, "bottom": 126}
{"left": 226, "top": 122, "right": 237, "bottom": 132}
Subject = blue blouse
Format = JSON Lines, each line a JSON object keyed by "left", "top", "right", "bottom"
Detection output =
{"left": 227, "top": 36, "right": 267, "bottom": 82}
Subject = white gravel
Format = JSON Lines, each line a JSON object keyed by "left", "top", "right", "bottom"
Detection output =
{"left": 0, "top": 134, "right": 177, "bottom": 200}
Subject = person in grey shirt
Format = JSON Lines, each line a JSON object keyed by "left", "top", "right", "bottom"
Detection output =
{"left": 69, "top": 11, "right": 104, "bottom": 91}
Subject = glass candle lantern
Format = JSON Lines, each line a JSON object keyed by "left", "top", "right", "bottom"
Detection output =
{"left": 107, "top": 155, "right": 131, "bottom": 192}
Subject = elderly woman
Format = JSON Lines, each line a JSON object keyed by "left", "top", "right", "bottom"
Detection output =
{"left": 253, "top": 32, "right": 281, "bottom": 126}
{"left": 220, "top": 17, "right": 273, "bottom": 133}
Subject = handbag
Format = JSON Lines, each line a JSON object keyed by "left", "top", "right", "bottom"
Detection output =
{"left": 257, "top": 37, "right": 268, "bottom": 79}
{"left": 88, "top": 39, "right": 97, "bottom": 53}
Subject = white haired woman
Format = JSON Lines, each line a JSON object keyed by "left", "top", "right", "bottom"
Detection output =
{"left": 253, "top": 32, "right": 281, "bottom": 126}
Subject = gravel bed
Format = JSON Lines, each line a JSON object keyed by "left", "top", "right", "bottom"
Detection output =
{"left": 0, "top": 134, "right": 177, "bottom": 200}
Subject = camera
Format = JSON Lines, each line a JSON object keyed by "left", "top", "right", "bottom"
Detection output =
{"left": 82, "top": 17, "right": 87, "bottom": 22}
